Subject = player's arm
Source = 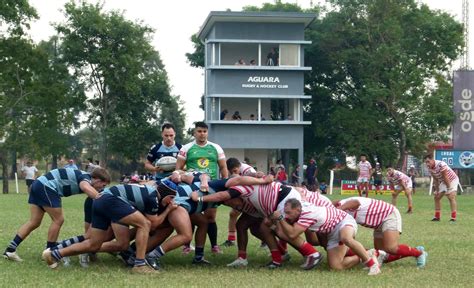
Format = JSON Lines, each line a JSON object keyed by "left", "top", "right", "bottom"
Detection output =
{"left": 225, "top": 175, "right": 273, "bottom": 188}
{"left": 147, "top": 201, "right": 178, "bottom": 231}
{"left": 79, "top": 181, "right": 100, "bottom": 199}
{"left": 337, "top": 199, "right": 360, "bottom": 211}
{"left": 144, "top": 160, "right": 160, "bottom": 173}
{"left": 175, "top": 157, "right": 186, "bottom": 171}
{"left": 218, "top": 158, "right": 229, "bottom": 179}
{"left": 432, "top": 177, "right": 440, "bottom": 192}
{"left": 271, "top": 212, "right": 306, "bottom": 240}
{"left": 199, "top": 173, "right": 210, "bottom": 191}
{"left": 190, "top": 190, "right": 235, "bottom": 202}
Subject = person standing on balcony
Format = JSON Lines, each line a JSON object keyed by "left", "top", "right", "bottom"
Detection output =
{"left": 266, "top": 47, "right": 279, "bottom": 66}
{"left": 220, "top": 109, "right": 228, "bottom": 120}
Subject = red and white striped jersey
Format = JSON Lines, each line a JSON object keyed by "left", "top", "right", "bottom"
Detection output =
{"left": 296, "top": 204, "right": 347, "bottom": 234}
{"left": 338, "top": 197, "right": 394, "bottom": 228}
{"left": 428, "top": 160, "right": 459, "bottom": 184}
{"left": 240, "top": 163, "right": 256, "bottom": 176}
{"left": 299, "top": 188, "right": 333, "bottom": 207}
{"left": 240, "top": 198, "right": 261, "bottom": 218}
{"left": 358, "top": 161, "right": 372, "bottom": 178}
{"left": 387, "top": 170, "right": 411, "bottom": 186}
{"left": 230, "top": 182, "right": 282, "bottom": 217}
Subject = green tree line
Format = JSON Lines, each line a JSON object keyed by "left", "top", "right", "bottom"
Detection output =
{"left": 1, "top": 1, "right": 185, "bottom": 193}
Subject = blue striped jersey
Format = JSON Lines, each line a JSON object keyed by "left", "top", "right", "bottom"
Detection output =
{"left": 147, "top": 142, "right": 182, "bottom": 179}
{"left": 37, "top": 168, "right": 91, "bottom": 197}
{"left": 102, "top": 184, "right": 159, "bottom": 215}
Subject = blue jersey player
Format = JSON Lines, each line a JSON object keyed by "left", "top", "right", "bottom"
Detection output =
{"left": 42, "top": 183, "right": 177, "bottom": 274}
{"left": 3, "top": 168, "right": 110, "bottom": 262}
{"left": 144, "top": 123, "right": 182, "bottom": 181}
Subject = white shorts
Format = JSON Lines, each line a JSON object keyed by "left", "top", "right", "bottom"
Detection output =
{"left": 374, "top": 209, "right": 402, "bottom": 238}
{"left": 277, "top": 188, "right": 302, "bottom": 215}
{"left": 327, "top": 215, "right": 358, "bottom": 250}
{"left": 394, "top": 178, "right": 413, "bottom": 191}
{"left": 437, "top": 179, "right": 459, "bottom": 195}
{"left": 357, "top": 177, "right": 369, "bottom": 183}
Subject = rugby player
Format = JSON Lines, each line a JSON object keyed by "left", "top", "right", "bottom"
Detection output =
{"left": 357, "top": 154, "right": 373, "bottom": 197}
{"left": 3, "top": 168, "right": 110, "bottom": 262}
{"left": 386, "top": 167, "right": 414, "bottom": 213}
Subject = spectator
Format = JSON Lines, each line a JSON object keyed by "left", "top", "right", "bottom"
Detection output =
{"left": 408, "top": 165, "right": 418, "bottom": 194}
{"left": 286, "top": 114, "right": 293, "bottom": 120}
{"left": 85, "top": 158, "right": 97, "bottom": 173}
{"left": 319, "top": 181, "right": 327, "bottom": 194}
{"left": 276, "top": 167, "right": 288, "bottom": 184}
{"left": 291, "top": 164, "right": 301, "bottom": 185}
{"left": 235, "top": 58, "right": 246, "bottom": 65}
{"left": 249, "top": 114, "right": 256, "bottom": 121}
{"left": 306, "top": 158, "right": 318, "bottom": 191}
{"left": 220, "top": 109, "right": 228, "bottom": 120}
{"left": 269, "top": 166, "right": 276, "bottom": 177}
{"left": 21, "top": 160, "right": 38, "bottom": 194}
{"left": 232, "top": 111, "right": 242, "bottom": 120}
{"left": 266, "top": 47, "right": 279, "bottom": 66}
{"left": 63, "top": 159, "right": 78, "bottom": 170}
{"left": 276, "top": 159, "right": 285, "bottom": 170}
{"left": 249, "top": 59, "right": 256, "bottom": 65}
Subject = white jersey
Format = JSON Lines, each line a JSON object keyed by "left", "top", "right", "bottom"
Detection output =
{"left": 240, "top": 163, "right": 256, "bottom": 176}
{"left": 337, "top": 197, "right": 394, "bottom": 228}
{"left": 296, "top": 203, "right": 347, "bottom": 234}
{"left": 357, "top": 161, "right": 372, "bottom": 178}
{"left": 230, "top": 182, "right": 283, "bottom": 217}
{"left": 428, "top": 160, "right": 459, "bottom": 184}
{"left": 299, "top": 188, "right": 333, "bottom": 207}
{"left": 387, "top": 170, "right": 412, "bottom": 187}
{"left": 21, "top": 166, "right": 38, "bottom": 180}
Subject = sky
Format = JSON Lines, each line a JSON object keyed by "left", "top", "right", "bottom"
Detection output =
{"left": 27, "top": 0, "right": 469, "bottom": 128}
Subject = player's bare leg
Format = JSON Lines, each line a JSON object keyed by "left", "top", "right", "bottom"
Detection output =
{"left": 446, "top": 193, "right": 457, "bottom": 221}
{"left": 433, "top": 193, "right": 444, "bottom": 221}
{"left": 405, "top": 189, "right": 413, "bottom": 213}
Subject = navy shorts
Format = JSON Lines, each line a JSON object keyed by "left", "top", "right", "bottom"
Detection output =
{"left": 374, "top": 179, "right": 382, "bottom": 186}
{"left": 28, "top": 181, "right": 61, "bottom": 208}
{"left": 25, "top": 179, "right": 34, "bottom": 188}
{"left": 84, "top": 197, "right": 93, "bottom": 224}
{"left": 91, "top": 194, "right": 136, "bottom": 230}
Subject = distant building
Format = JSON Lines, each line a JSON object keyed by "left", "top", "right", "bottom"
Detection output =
{"left": 198, "top": 11, "right": 316, "bottom": 172}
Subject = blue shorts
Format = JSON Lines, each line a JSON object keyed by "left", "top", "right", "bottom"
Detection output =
{"left": 174, "top": 196, "right": 218, "bottom": 214}
{"left": 28, "top": 181, "right": 61, "bottom": 208}
{"left": 84, "top": 197, "right": 93, "bottom": 224}
{"left": 91, "top": 194, "right": 136, "bottom": 230}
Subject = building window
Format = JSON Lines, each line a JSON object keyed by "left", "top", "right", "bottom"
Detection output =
{"left": 220, "top": 43, "right": 258, "bottom": 66}
{"left": 279, "top": 44, "right": 299, "bottom": 66}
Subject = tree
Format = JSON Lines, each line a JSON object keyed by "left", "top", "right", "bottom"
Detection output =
{"left": 0, "top": 0, "right": 37, "bottom": 35}
{"left": 56, "top": 2, "right": 183, "bottom": 166}
{"left": 305, "top": 0, "right": 463, "bottom": 166}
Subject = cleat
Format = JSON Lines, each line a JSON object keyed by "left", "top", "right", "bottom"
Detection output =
{"left": 3, "top": 251, "right": 23, "bottom": 262}
{"left": 227, "top": 257, "right": 248, "bottom": 267}
{"left": 222, "top": 240, "right": 235, "bottom": 247}
{"left": 118, "top": 251, "right": 134, "bottom": 267}
{"left": 192, "top": 258, "right": 211, "bottom": 265}
{"left": 41, "top": 248, "right": 59, "bottom": 269}
{"left": 282, "top": 252, "right": 291, "bottom": 262}
{"left": 62, "top": 256, "right": 71, "bottom": 267}
{"left": 79, "top": 254, "right": 89, "bottom": 268}
{"left": 416, "top": 246, "right": 428, "bottom": 268}
{"left": 211, "top": 245, "right": 223, "bottom": 254}
{"left": 145, "top": 256, "right": 160, "bottom": 270}
{"left": 259, "top": 242, "right": 267, "bottom": 249}
{"left": 368, "top": 262, "right": 381, "bottom": 275}
{"left": 449, "top": 219, "right": 456, "bottom": 223}
{"left": 264, "top": 261, "right": 281, "bottom": 269}
{"left": 88, "top": 252, "right": 98, "bottom": 262}
{"left": 376, "top": 250, "right": 388, "bottom": 266}
{"left": 406, "top": 209, "right": 413, "bottom": 214}
{"left": 431, "top": 217, "right": 440, "bottom": 222}
{"left": 131, "top": 265, "right": 158, "bottom": 274}
{"left": 301, "top": 252, "right": 323, "bottom": 270}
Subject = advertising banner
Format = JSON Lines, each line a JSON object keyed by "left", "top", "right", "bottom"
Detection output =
{"left": 435, "top": 150, "right": 474, "bottom": 169}
{"left": 453, "top": 71, "right": 474, "bottom": 150}
{"left": 340, "top": 180, "right": 398, "bottom": 195}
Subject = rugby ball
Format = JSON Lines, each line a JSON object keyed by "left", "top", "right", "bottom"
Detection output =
{"left": 156, "top": 156, "right": 177, "bottom": 172}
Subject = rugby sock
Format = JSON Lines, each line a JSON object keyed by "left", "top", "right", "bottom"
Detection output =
{"left": 227, "top": 231, "right": 236, "bottom": 241}
{"left": 46, "top": 241, "right": 57, "bottom": 249}
{"left": 297, "top": 241, "right": 318, "bottom": 257}
{"left": 147, "top": 246, "right": 165, "bottom": 259}
{"left": 270, "top": 250, "right": 282, "bottom": 264}
{"left": 345, "top": 248, "right": 356, "bottom": 257}
{"left": 364, "top": 258, "right": 375, "bottom": 268}
{"left": 238, "top": 250, "right": 247, "bottom": 259}
{"left": 51, "top": 249, "right": 63, "bottom": 261}
{"left": 194, "top": 247, "right": 204, "bottom": 260}
{"left": 54, "top": 235, "right": 86, "bottom": 249}
{"left": 6, "top": 234, "right": 23, "bottom": 252}
{"left": 385, "top": 244, "right": 422, "bottom": 263}
{"left": 434, "top": 210, "right": 441, "bottom": 219}
{"left": 134, "top": 258, "right": 146, "bottom": 267}
{"left": 451, "top": 211, "right": 457, "bottom": 220}
{"left": 207, "top": 222, "right": 218, "bottom": 247}
{"left": 277, "top": 240, "right": 288, "bottom": 254}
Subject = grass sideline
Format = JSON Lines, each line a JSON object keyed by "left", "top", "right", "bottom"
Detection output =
{"left": 0, "top": 190, "right": 473, "bottom": 287}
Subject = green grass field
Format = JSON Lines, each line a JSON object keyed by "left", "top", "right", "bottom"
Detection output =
{"left": 1, "top": 187, "right": 473, "bottom": 287}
